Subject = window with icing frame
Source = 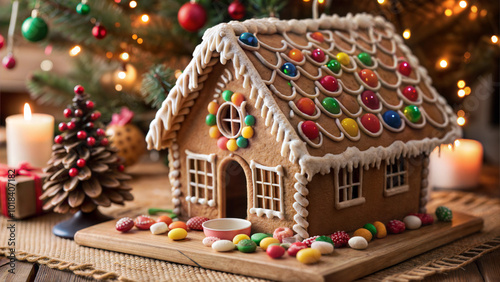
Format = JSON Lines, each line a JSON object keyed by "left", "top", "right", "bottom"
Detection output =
{"left": 335, "top": 167, "right": 365, "bottom": 209}
{"left": 185, "top": 150, "right": 217, "bottom": 207}
{"left": 217, "top": 102, "right": 243, "bottom": 138}
{"left": 249, "top": 160, "right": 285, "bottom": 220}
{"left": 384, "top": 157, "right": 409, "bottom": 197}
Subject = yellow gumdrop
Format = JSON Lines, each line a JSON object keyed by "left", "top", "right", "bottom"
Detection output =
{"left": 260, "top": 237, "right": 280, "bottom": 250}
{"left": 373, "top": 221, "right": 387, "bottom": 239}
{"left": 233, "top": 234, "right": 250, "bottom": 245}
{"left": 242, "top": 126, "right": 254, "bottom": 139}
{"left": 209, "top": 126, "right": 220, "bottom": 139}
{"left": 207, "top": 101, "right": 219, "bottom": 115}
{"left": 337, "top": 52, "right": 350, "bottom": 65}
{"left": 296, "top": 248, "right": 321, "bottom": 264}
{"left": 227, "top": 139, "right": 238, "bottom": 151}
{"left": 341, "top": 118, "right": 359, "bottom": 137}
{"left": 353, "top": 228, "right": 373, "bottom": 242}
{"left": 168, "top": 228, "right": 187, "bottom": 240}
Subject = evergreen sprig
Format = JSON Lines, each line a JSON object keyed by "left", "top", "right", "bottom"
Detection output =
{"left": 141, "top": 65, "right": 176, "bottom": 110}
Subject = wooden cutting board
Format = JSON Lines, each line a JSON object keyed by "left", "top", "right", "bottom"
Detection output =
{"left": 75, "top": 211, "right": 483, "bottom": 281}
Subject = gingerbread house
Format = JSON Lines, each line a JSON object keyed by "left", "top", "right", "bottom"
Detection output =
{"left": 146, "top": 14, "right": 461, "bottom": 240}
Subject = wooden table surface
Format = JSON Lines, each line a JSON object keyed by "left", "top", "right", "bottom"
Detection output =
{"left": 1, "top": 152, "right": 498, "bottom": 281}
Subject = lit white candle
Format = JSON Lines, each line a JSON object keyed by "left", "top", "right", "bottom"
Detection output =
{"left": 6, "top": 103, "right": 54, "bottom": 168}
{"left": 429, "top": 139, "right": 483, "bottom": 189}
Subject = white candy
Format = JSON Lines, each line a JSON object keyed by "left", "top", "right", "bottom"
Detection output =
{"left": 211, "top": 240, "right": 235, "bottom": 252}
{"left": 404, "top": 215, "right": 422, "bottom": 230}
{"left": 311, "top": 241, "right": 334, "bottom": 254}
{"left": 202, "top": 236, "right": 220, "bottom": 247}
{"left": 150, "top": 222, "right": 169, "bottom": 235}
{"left": 348, "top": 236, "right": 368, "bottom": 250}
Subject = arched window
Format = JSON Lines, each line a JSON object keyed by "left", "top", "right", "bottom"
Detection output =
{"left": 217, "top": 102, "right": 243, "bottom": 138}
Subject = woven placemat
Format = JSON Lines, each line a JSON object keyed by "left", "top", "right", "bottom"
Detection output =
{"left": 1, "top": 164, "right": 499, "bottom": 281}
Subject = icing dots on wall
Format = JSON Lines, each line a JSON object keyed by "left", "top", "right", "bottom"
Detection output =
{"left": 207, "top": 90, "right": 256, "bottom": 152}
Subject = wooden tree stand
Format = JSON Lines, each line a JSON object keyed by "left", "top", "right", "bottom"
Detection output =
{"left": 75, "top": 211, "right": 483, "bottom": 281}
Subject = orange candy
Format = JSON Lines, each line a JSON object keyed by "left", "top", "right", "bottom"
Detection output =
{"left": 207, "top": 101, "right": 219, "bottom": 115}
{"left": 359, "top": 69, "right": 378, "bottom": 87}
{"left": 231, "top": 93, "right": 245, "bottom": 106}
{"left": 288, "top": 49, "right": 304, "bottom": 62}
{"left": 311, "top": 31, "right": 324, "bottom": 43}
{"left": 169, "top": 221, "right": 188, "bottom": 231}
{"left": 209, "top": 126, "right": 221, "bottom": 138}
{"left": 157, "top": 215, "right": 173, "bottom": 226}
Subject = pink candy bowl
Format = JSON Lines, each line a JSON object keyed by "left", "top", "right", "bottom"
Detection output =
{"left": 202, "top": 218, "right": 252, "bottom": 240}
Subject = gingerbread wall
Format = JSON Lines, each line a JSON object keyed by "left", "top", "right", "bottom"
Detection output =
{"left": 173, "top": 62, "right": 302, "bottom": 234}
{"left": 306, "top": 155, "right": 424, "bottom": 235}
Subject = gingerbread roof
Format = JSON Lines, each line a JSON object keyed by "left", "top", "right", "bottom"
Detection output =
{"left": 146, "top": 13, "right": 461, "bottom": 179}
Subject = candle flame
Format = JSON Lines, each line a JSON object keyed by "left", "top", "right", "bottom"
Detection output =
{"left": 454, "top": 139, "right": 461, "bottom": 147}
{"left": 24, "top": 103, "right": 32, "bottom": 120}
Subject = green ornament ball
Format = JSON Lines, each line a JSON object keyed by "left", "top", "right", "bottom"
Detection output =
{"left": 321, "top": 97, "right": 340, "bottom": 114}
{"left": 244, "top": 115, "right": 255, "bottom": 126}
{"left": 435, "top": 206, "right": 453, "bottom": 222}
{"left": 357, "top": 52, "right": 372, "bottom": 66}
{"left": 222, "top": 90, "right": 234, "bottom": 102}
{"left": 76, "top": 3, "right": 90, "bottom": 15}
{"left": 403, "top": 105, "right": 421, "bottom": 123}
{"left": 22, "top": 17, "right": 48, "bottom": 42}
{"left": 363, "top": 223, "right": 377, "bottom": 236}
{"left": 236, "top": 136, "right": 248, "bottom": 148}
{"left": 326, "top": 59, "right": 341, "bottom": 73}
{"left": 205, "top": 114, "right": 216, "bottom": 126}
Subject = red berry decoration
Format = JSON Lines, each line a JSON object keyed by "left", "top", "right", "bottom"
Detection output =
{"left": 287, "top": 242, "right": 307, "bottom": 256}
{"left": 92, "top": 23, "right": 107, "bottom": 39}
{"left": 302, "top": 235, "right": 319, "bottom": 247}
{"left": 267, "top": 245, "right": 286, "bottom": 259}
{"left": 2, "top": 54, "right": 16, "bottom": 69}
{"left": 330, "top": 231, "right": 350, "bottom": 248}
{"left": 118, "top": 164, "right": 125, "bottom": 172}
{"left": 319, "top": 75, "right": 339, "bottom": 92}
{"left": 67, "top": 121, "right": 76, "bottom": 130}
{"left": 116, "top": 217, "right": 134, "bottom": 233}
{"left": 386, "top": 220, "right": 406, "bottom": 234}
{"left": 58, "top": 122, "right": 67, "bottom": 132}
{"left": 76, "top": 158, "right": 86, "bottom": 168}
{"left": 311, "top": 48, "right": 325, "bottom": 63}
{"left": 63, "top": 108, "right": 72, "bottom": 118}
{"left": 86, "top": 122, "right": 94, "bottom": 129}
{"left": 361, "top": 90, "right": 380, "bottom": 110}
{"left": 86, "top": 100, "right": 94, "bottom": 109}
{"left": 74, "top": 85, "right": 85, "bottom": 95}
{"left": 87, "top": 137, "right": 96, "bottom": 146}
{"left": 398, "top": 61, "right": 412, "bottom": 76}
{"left": 91, "top": 111, "right": 101, "bottom": 121}
{"left": 68, "top": 168, "right": 79, "bottom": 177}
{"left": 96, "top": 128, "right": 105, "bottom": 136}
{"left": 54, "top": 135, "right": 63, "bottom": 144}
{"left": 75, "top": 109, "right": 83, "bottom": 117}
{"left": 409, "top": 213, "right": 434, "bottom": 226}
{"left": 359, "top": 69, "right": 378, "bottom": 87}
{"left": 228, "top": 0, "right": 245, "bottom": 20}
{"left": 296, "top": 97, "right": 315, "bottom": 115}
{"left": 178, "top": 2, "right": 207, "bottom": 32}
{"left": 310, "top": 31, "right": 324, "bottom": 43}
{"left": 134, "top": 215, "right": 155, "bottom": 230}
{"left": 402, "top": 86, "right": 418, "bottom": 102}
{"left": 360, "top": 113, "right": 381, "bottom": 134}
{"left": 186, "top": 216, "right": 209, "bottom": 231}
{"left": 301, "top": 121, "right": 319, "bottom": 140}
{"left": 100, "top": 138, "right": 109, "bottom": 146}
{"left": 77, "top": 131, "right": 87, "bottom": 139}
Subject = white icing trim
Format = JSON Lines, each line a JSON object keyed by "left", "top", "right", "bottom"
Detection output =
{"left": 169, "top": 142, "right": 182, "bottom": 215}
{"left": 249, "top": 160, "right": 285, "bottom": 220}
{"left": 293, "top": 172, "right": 310, "bottom": 240}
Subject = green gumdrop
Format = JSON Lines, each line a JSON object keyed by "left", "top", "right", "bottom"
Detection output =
{"left": 22, "top": 17, "right": 48, "bottom": 42}
{"left": 404, "top": 105, "right": 421, "bottom": 123}
{"left": 357, "top": 52, "right": 372, "bottom": 66}
{"left": 251, "top": 233, "right": 271, "bottom": 245}
{"left": 321, "top": 97, "right": 340, "bottom": 114}
{"left": 244, "top": 115, "right": 255, "bottom": 126}
{"left": 236, "top": 136, "right": 248, "bottom": 148}
{"left": 76, "top": 3, "right": 90, "bottom": 15}
{"left": 326, "top": 59, "right": 341, "bottom": 73}
{"left": 222, "top": 90, "right": 234, "bottom": 102}
{"left": 435, "top": 206, "right": 453, "bottom": 222}
{"left": 205, "top": 114, "right": 216, "bottom": 126}
{"left": 237, "top": 239, "right": 257, "bottom": 253}
{"left": 363, "top": 223, "right": 377, "bottom": 236}
{"left": 315, "top": 235, "right": 333, "bottom": 245}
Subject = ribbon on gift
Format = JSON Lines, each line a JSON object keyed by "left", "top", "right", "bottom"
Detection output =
{"left": 0, "top": 162, "right": 43, "bottom": 218}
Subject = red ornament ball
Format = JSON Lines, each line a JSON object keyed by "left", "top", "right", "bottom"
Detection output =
{"left": 87, "top": 136, "right": 96, "bottom": 146}
{"left": 74, "top": 109, "right": 83, "bottom": 117}
{"left": 360, "top": 113, "right": 381, "bottom": 133}
{"left": 67, "top": 121, "right": 76, "bottom": 130}
{"left": 178, "top": 2, "right": 207, "bottom": 32}
{"left": 54, "top": 135, "right": 63, "bottom": 144}
{"left": 63, "top": 108, "right": 72, "bottom": 118}
{"left": 301, "top": 121, "right": 319, "bottom": 140}
{"left": 311, "top": 48, "right": 325, "bottom": 63}
{"left": 402, "top": 86, "right": 418, "bottom": 101}
{"left": 74, "top": 85, "right": 85, "bottom": 95}
{"left": 76, "top": 158, "right": 86, "bottom": 168}
{"left": 361, "top": 90, "right": 380, "bottom": 110}
{"left": 296, "top": 97, "right": 315, "bottom": 116}
{"left": 68, "top": 168, "right": 79, "bottom": 177}
{"left": 310, "top": 31, "right": 324, "bottom": 43}
{"left": 228, "top": 0, "right": 245, "bottom": 20}
{"left": 86, "top": 100, "right": 94, "bottom": 109}
{"left": 398, "top": 61, "right": 412, "bottom": 76}
{"left": 100, "top": 137, "right": 109, "bottom": 146}
{"left": 77, "top": 131, "right": 87, "bottom": 139}
{"left": 58, "top": 122, "right": 67, "bottom": 132}
{"left": 118, "top": 164, "right": 125, "bottom": 172}
{"left": 96, "top": 128, "right": 105, "bottom": 136}
{"left": 86, "top": 122, "right": 94, "bottom": 129}
{"left": 92, "top": 24, "right": 107, "bottom": 39}
{"left": 91, "top": 111, "right": 101, "bottom": 121}
{"left": 359, "top": 69, "right": 378, "bottom": 87}
{"left": 319, "top": 75, "right": 339, "bottom": 92}
{"left": 2, "top": 54, "right": 16, "bottom": 69}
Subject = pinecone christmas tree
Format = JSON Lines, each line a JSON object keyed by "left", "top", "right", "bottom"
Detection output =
{"left": 41, "top": 85, "right": 133, "bottom": 214}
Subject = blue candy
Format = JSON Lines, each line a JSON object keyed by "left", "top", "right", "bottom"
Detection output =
{"left": 239, "top": 32, "right": 258, "bottom": 47}
{"left": 383, "top": 110, "right": 402, "bottom": 128}
{"left": 281, "top": 62, "right": 297, "bottom": 77}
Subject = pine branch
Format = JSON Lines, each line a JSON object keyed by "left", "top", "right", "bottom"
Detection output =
{"left": 141, "top": 64, "right": 175, "bottom": 109}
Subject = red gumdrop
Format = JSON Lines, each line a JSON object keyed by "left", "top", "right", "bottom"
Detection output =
{"left": 360, "top": 113, "right": 381, "bottom": 133}
{"left": 310, "top": 32, "right": 324, "bottom": 43}
{"left": 402, "top": 86, "right": 418, "bottom": 101}
{"left": 319, "top": 75, "right": 339, "bottom": 92}
{"left": 266, "top": 245, "right": 286, "bottom": 259}
{"left": 311, "top": 48, "right": 325, "bottom": 62}
{"left": 217, "top": 136, "right": 228, "bottom": 150}
{"left": 296, "top": 97, "right": 315, "bottom": 116}
{"left": 301, "top": 121, "right": 319, "bottom": 140}
{"left": 398, "top": 61, "right": 412, "bottom": 76}
{"left": 361, "top": 90, "right": 380, "bottom": 110}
